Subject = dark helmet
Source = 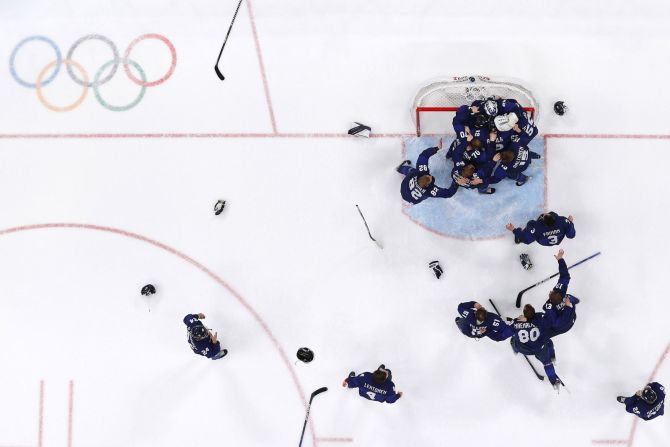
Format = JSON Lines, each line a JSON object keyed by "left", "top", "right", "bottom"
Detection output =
{"left": 190, "top": 325, "right": 209, "bottom": 341}
{"left": 554, "top": 101, "right": 567, "bottom": 116}
{"left": 296, "top": 347, "right": 314, "bottom": 363}
{"left": 473, "top": 113, "right": 490, "bottom": 129}
{"left": 642, "top": 385, "right": 658, "bottom": 404}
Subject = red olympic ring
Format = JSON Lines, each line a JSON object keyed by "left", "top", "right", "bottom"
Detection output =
{"left": 123, "top": 34, "right": 177, "bottom": 87}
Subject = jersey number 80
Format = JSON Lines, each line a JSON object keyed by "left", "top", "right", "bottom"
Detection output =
{"left": 517, "top": 328, "right": 540, "bottom": 343}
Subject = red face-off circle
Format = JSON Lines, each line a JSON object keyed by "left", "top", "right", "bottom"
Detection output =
{"left": 123, "top": 33, "right": 176, "bottom": 87}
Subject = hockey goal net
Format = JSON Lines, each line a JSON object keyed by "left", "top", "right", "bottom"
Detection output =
{"left": 411, "top": 75, "right": 539, "bottom": 136}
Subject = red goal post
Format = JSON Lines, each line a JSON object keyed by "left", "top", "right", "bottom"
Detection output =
{"left": 412, "top": 76, "right": 539, "bottom": 136}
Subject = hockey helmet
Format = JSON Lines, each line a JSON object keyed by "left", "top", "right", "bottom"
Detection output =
{"left": 190, "top": 325, "right": 209, "bottom": 341}
{"left": 483, "top": 99, "right": 498, "bottom": 116}
{"left": 473, "top": 114, "right": 490, "bottom": 129}
{"left": 296, "top": 347, "right": 314, "bottom": 363}
{"left": 642, "top": 385, "right": 658, "bottom": 404}
{"left": 553, "top": 101, "right": 567, "bottom": 116}
{"left": 141, "top": 284, "right": 156, "bottom": 296}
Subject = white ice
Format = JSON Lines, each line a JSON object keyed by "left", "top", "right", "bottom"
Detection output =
{"left": 0, "top": 1, "right": 669, "bottom": 446}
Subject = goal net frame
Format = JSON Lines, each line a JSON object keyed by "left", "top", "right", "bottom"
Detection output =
{"left": 411, "top": 75, "right": 539, "bottom": 136}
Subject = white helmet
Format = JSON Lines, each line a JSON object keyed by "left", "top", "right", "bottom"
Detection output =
{"left": 483, "top": 99, "right": 498, "bottom": 116}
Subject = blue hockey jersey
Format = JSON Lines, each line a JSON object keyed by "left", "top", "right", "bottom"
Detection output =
{"left": 400, "top": 146, "right": 458, "bottom": 204}
{"left": 513, "top": 212, "right": 576, "bottom": 246}
{"left": 347, "top": 370, "right": 401, "bottom": 404}
{"left": 624, "top": 383, "right": 665, "bottom": 421}
{"left": 457, "top": 301, "right": 513, "bottom": 341}
{"left": 505, "top": 144, "right": 532, "bottom": 176}
{"left": 450, "top": 138, "right": 492, "bottom": 167}
{"left": 183, "top": 314, "right": 222, "bottom": 359}
{"left": 544, "top": 259, "right": 580, "bottom": 337}
{"left": 452, "top": 105, "right": 486, "bottom": 139}
{"left": 511, "top": 312, "right": 552, "bottom": 355}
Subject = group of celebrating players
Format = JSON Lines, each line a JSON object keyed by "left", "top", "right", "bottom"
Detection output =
{"left": 398, "top": 96, "right": 540, "bottom": 203}
{"left": 393, "top": 96, "right": 665, "bottom": 419}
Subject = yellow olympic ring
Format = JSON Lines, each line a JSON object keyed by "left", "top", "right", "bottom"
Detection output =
{"left": 36, "top": 59, "right": 89, "bottom": 112}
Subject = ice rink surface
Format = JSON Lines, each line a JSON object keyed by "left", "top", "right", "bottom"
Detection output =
{"left": 1, "top": 1, "right": 669, "bottom": 446}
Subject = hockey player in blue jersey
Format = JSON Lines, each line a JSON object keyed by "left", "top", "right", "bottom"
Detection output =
{"left": 397, "top": 144, "right": 468, "bottom": 204}
{"left": 492, "top": 111, "right": 538, "bottom": 147}
{"left": 452, "top": 104, "right": 491, "bottom": 140}
{"left": 455, "top": 301, "right": 513, "bottom": 341}
{"left": 617, "top": 382, "right": 665, "bottom": 421}
{"left": 511, "top": 304, "right": 563, "bottom": 391}
{"left": 506, "top": 211, "right": 576, "bottom": 246}
{"left": 447, "top": 137, "right": 493, "bottom": 167}
{"left": 446, "top": 163, "right": 500, "bottom": 196}
{"left": 343, "top": 365, "right": 403, "bottom": 403}
{"left": 498, "top": 144, "right": 539, "bottom": 186}
{"left": 543, "top": 249, "right": 580, "bottom": 337}
{"left": 183, "top": 313, "right": 228, "bottom": 360}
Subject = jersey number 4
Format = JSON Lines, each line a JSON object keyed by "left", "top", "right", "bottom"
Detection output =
{"left": 366, "top": 391, "right": 377, "bottom": 400}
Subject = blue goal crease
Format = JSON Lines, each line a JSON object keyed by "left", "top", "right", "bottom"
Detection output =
{"left": 401, "top": 136, "right": 546, "bottom": 239}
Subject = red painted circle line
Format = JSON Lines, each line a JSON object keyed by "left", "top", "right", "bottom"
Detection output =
{"left": 0, "top": 223, "right": 322, "bottom": 446}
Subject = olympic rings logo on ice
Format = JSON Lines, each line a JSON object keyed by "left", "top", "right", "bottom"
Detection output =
{"left": 9, "top": 34, "right": 177, "bottom": 112}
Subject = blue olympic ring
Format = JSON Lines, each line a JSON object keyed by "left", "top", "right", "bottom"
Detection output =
{"left": 9, "top": 36, "right": 62, "bottom": 88}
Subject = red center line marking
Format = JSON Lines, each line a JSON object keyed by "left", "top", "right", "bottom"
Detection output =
{"left": 247, "top": 0, "right": 277, "bottom": 135}
{"left": 0, "top": 132, "right": 668, "bottom": 140}
{"left": 0, "top": 132, "right": 406, "bottom": 139}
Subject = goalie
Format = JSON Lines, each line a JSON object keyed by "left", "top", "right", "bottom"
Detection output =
{"left": 454, "top": 97, "right": 538, "bottom": 149}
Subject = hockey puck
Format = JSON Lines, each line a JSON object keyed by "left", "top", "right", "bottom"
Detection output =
{"left": 214, "top": 200, "right": 226, "bottom": 215}
{"left": 141, "top": 284, "right": 156, "bottom": 296}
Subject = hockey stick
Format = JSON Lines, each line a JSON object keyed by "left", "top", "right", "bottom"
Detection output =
{"left": 488, "top": 299, "right": 545, "bottom": 381}
{"left": 298, "top": 387, "right": 328, "bottom": 447}
{"left": 355, "top": 205, "right": 383, "bottom": 249}
{"left": 214, "top": 0, "right": 244, "bottom": 80}
{"left": 515, "top": 251, "right": 601, "bottom": 308}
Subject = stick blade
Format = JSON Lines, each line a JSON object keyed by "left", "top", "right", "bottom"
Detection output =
{"left": 311, "top": 387, "right": 328, "bottom": 398}
{"left": 214, "top": 65, "right": 225, "bottom": 80}
{"left": 515, "top": 291, "right": 523, "bottom": 308}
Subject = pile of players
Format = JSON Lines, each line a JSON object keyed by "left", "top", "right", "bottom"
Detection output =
{"left": 398, "top": 96, "right": 540, "bottom": 204}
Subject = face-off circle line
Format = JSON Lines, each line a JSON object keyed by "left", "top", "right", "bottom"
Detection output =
{"left": 10, "top": 35, "right": 62, "bottom": 88}
{"left": 123, "top": 33, "right": 177, "bottom": 87}
{"left": 93, "top": 58, "right": 147, "bottom": 112}
{"left": 65, "top": 34, "right": 120, "bottom": 87}
{"left": 36, "top": 59, "right": 89, "bottom": 112}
